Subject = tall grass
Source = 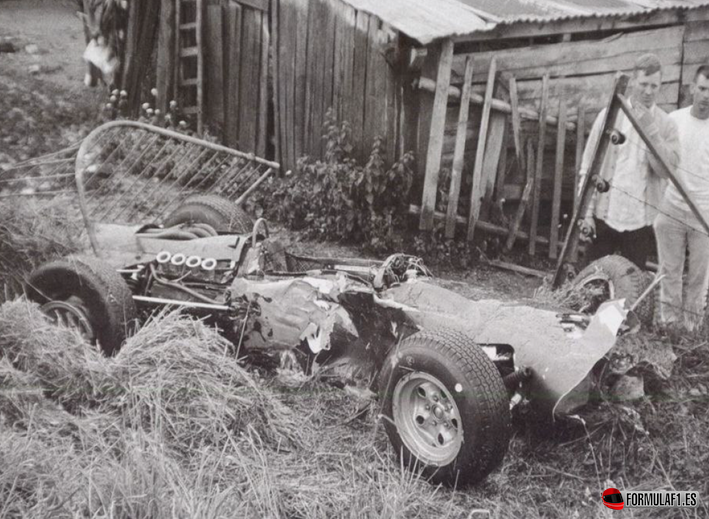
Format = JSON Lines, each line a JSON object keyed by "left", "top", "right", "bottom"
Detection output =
{"left": 2, "top": 299, "right": 707, "bottom": 518}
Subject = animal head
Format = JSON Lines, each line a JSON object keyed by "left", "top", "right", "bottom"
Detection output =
{"left": 77, "top": 0, "right": 128, "bottom": 87}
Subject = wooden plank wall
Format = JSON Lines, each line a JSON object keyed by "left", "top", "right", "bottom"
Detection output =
{"left": 681, "top": 13, "right": 709, "bottom": 107}
{"left": 442, "top": 25, "right": 686, "bottom": 208}
{"left": 155, "top": 0, "right": 270, "bottom": 152}
{"left": 274, "top": 0, "right": 399, "bottom": 172}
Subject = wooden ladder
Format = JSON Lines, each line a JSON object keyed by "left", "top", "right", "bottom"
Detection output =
{"left": 175, "top": 0, "right": 204, "bottom": 134}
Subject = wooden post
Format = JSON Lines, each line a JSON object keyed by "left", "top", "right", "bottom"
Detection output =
{"left": 479, "top": 112, "right": 506, "bottom": 222}
{"left": 467, "top": 56, "right": 497, "bottom": 241}
{"left": 415, "top": 77, "right": 576, "bottom": 132}
{"left": 270, "top": 0, "right": 281, "bottom": 163}
{"left": 507, "top": 139, "right": 535, "bottom": 251}
{"left": 494, "top": 122, "right": 510, "bottom": 203}
{"left": 121, "top": 1, "right": 161, "bottom": 117}
{"left": 205, "top": 5, "right": 224, "bottom": 133}
{"left": 505, "top": 76, "right": 528, "bottom": 251}
{"left": 224, "top": 3, "right": 243, "bottom": 149}
{"left": 195, "top": 0, "right": 204, "bottom": 135}
{"left": 445, "top": 56, "right": 474, "bottom": 239}
{"left": 419, "top": 38, "right": 454, "bottom": 231}
{"left": 528, "top": 73, "right": 549, "bottom": 256}
{"left": 574, "top": 104, "right": 586, "bottom": 215}
{"left": 549, "top": 94, "right": 567, "bottom": 259}
{"left": 553, "top": 75, "right": 629, "bottom": 288}
{"left": 257, "top": 12, "right": 269, "bottom": 157}
{"left": 156, "top": 0, "right": 175, "bottom": 115}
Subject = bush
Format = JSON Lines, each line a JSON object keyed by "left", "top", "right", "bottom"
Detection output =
{"left": 257, "top": 111, "right": 414, "bottom": 253}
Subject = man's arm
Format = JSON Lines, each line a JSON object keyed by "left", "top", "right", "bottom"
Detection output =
{"left": 635, "top": 106, "right": 680, "bottom": 178}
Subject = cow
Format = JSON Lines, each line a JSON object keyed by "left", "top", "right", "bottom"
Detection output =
{"left": 76, "top": 0, "right": 128, "bottom": 88}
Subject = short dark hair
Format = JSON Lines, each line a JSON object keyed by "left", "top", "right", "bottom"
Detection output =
{"left": 694, "top": 62, "right": 709, "bottom": 81}
{"left": 633, "top": 53, "right": 662, "bottom": 76}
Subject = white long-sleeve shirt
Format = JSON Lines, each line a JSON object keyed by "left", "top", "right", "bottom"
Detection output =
{"left": 664, "top": 107, "right": 709, "bottom": 219}
{"left": 579, "top": 102, "right": 680, "bottom": 231}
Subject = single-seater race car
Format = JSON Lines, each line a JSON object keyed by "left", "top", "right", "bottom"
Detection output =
{"left": 25, "top": 194, "right": 635, "bottom": 486}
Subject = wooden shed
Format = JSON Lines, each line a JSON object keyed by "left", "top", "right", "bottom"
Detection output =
{"left": 148, "top": 0, "right": 709, "bottom": 255}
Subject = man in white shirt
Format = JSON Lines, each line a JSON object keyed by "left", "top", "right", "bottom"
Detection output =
{"left": 579, "top": 54, "right": 680, "bottom": 269}
{"left": 655, "top": 63, "right": 709, "bottom": 330}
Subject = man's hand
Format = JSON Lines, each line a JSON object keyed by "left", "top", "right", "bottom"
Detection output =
{"left": 579, "top": 216, "right": 596, "bottom": 242}
{"left": 633, "top": 102, "right": 656, "bottom": 132}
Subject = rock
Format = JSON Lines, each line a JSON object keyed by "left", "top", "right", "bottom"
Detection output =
{"left": 28, "top": 64, "right": 41, "bottom": 75}
{"left": 0, "top": 41, "right": 15, "bottom": 53}
{"left": 24, "top": 44, "right": 39, "bottom": 54}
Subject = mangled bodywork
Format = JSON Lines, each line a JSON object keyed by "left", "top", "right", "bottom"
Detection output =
{"left": 27, "top": 215, "right": 643, "bottom": 486}
{"left": 228, "top": 270, "right": 628, "bottom": 418}
{"left": 85, "top": 220, "right": 631, "bottom": 420}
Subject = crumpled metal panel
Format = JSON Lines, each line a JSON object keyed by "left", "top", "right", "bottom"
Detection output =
{"left": 380, "top": 282, "right": 627, "bottom": 418}
{"left": 230, "top": 273, "right": 629, "bottom": 419}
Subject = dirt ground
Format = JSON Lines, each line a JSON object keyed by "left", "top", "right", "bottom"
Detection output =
{"left": 0, "top": 0, "right": 104, "bottom": 166}
{"left": 0, "top": 0, "right": 543, "bottom": 301}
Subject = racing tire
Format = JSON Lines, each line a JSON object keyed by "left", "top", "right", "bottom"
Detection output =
{"left": 163, "top": 194, "right": 253, "bottom": 234}
{"left": 378, "top": 328, "right": 511, "bottom": 486}
{"left": 26, "top": 255, "right": 138, "bottom": 355}
{"left": 572, "top": 254, "right": 654, "bottom": 325}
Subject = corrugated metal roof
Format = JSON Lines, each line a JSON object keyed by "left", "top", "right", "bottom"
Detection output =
{"left": 455, "top": 0, "right": 709, "bottom": 25}
{"left": 341, "top": 0, "right": 709, "bottom": 44}
{"left": 341, "top": 0, "right": 492, "bottom": 45}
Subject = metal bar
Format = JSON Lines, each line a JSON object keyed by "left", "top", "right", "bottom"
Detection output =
{"left": 552, "top": 74, "right": 629, "bottom": 288}
{"left": 217, "top": 162, "right": 261, "bottom": 199}
{"left": 617, "top": 93, "right": 709, "bottom": 236}
{"left": 82, "top": 129, "right": 136, "bottom": 190}
{"left": 109, "top": 143, "right": 190, "bottom": 222}
{"left": 235, "top": 167, "right": 274, "bottom": 205}
{"left": 133, "top": 295, "right": 230, "bottom": 311}
{"left": 150, "top": 150, "right": 225, "bottom": 221}
{"left": 202, "top": 155, "right": 258, "bottom": 193}
{"left": 0, "top": 172, "right": 74, "bottom": 184}
{"left": 131, "top": 145, "right": 212, "bottom": 221}
{"left": 89, "top": 137, "right": 174, "bottom": 219}
{"left": 0, "top": 190, "right": 76, "bottom": 198}
{"left": 179, "top": 153, "right": 236, "bottom": 195}
{"left": 79, "top": 121, "right": 280, "bottom": 169}
{"left": 152, "top": 147, "right": 216, "bottom": 202}
{"left": 86, "top": 132, "right": 159, "bottom": 200}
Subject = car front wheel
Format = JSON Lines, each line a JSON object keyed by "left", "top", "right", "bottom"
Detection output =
{"left": 378, "top": 328, "right": 511, "bottom": 486}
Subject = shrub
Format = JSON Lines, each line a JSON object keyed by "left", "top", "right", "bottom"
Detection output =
{"left": 257, "top": 111, "right": 414, "bottom": 254}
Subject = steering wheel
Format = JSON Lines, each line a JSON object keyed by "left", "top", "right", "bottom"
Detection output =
{"left": 251, "top": 218, "right": 270, "bottom": 247}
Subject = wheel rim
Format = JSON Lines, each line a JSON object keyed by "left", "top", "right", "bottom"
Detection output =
{"left": 578, "top": 274, "right": 615, "bottom": 314}
{"left": 40, "top": 300, "right": 96, "bottom": 343}
{"left": 392, "top": 372, "right": 463, "bottom": 466}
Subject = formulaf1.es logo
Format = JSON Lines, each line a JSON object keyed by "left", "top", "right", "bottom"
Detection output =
{"left": 602, "top": 488, "right": 624, "bottom": 510}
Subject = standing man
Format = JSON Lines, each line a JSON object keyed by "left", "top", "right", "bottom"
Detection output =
{"left": 655, "top": 62, "right": 709, "bottom": 330}
{"left": 579, "top": 54, "right": 680, "bottom": 269}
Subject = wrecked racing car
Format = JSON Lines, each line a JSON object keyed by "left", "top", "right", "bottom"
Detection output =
{"left": 25, "top": 195, "right": 634, "bottom": 486}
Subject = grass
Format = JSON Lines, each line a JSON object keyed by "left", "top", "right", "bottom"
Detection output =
{"left": 0, "top": 199, "right": 708, "bottom": 518}
{"left": 1, "top": 303, "right": 708, "bottom": 518}
{"left": 0, "top": 197, "right": 84, "bottom": 299}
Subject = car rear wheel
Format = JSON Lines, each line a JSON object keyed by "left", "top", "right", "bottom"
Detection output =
{"left": 378, "top": 328, "right": 511, "bottom": 486}
{"left": 26, "top": 255, "right": 137, "bottom": 355}
{"left": 572, "top": 254, "right": 653, "bottom": 324}
{"left": 163, "top": 194, "right": 253, "bottom": 234}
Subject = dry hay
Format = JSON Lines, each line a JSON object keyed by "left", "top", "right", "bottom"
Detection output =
{"left": 0, "top": 197, "right": 84, "bottom": 299}
{"left": 1, "top": 299, "right": 707, "bottom": 516}
{"left": 0, "top": 299, "right": 479, "bottom": 517}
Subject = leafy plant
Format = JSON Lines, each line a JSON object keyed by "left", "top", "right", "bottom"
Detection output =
{"left": 259, "top": 110, "right": 414, "bottom": 253}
